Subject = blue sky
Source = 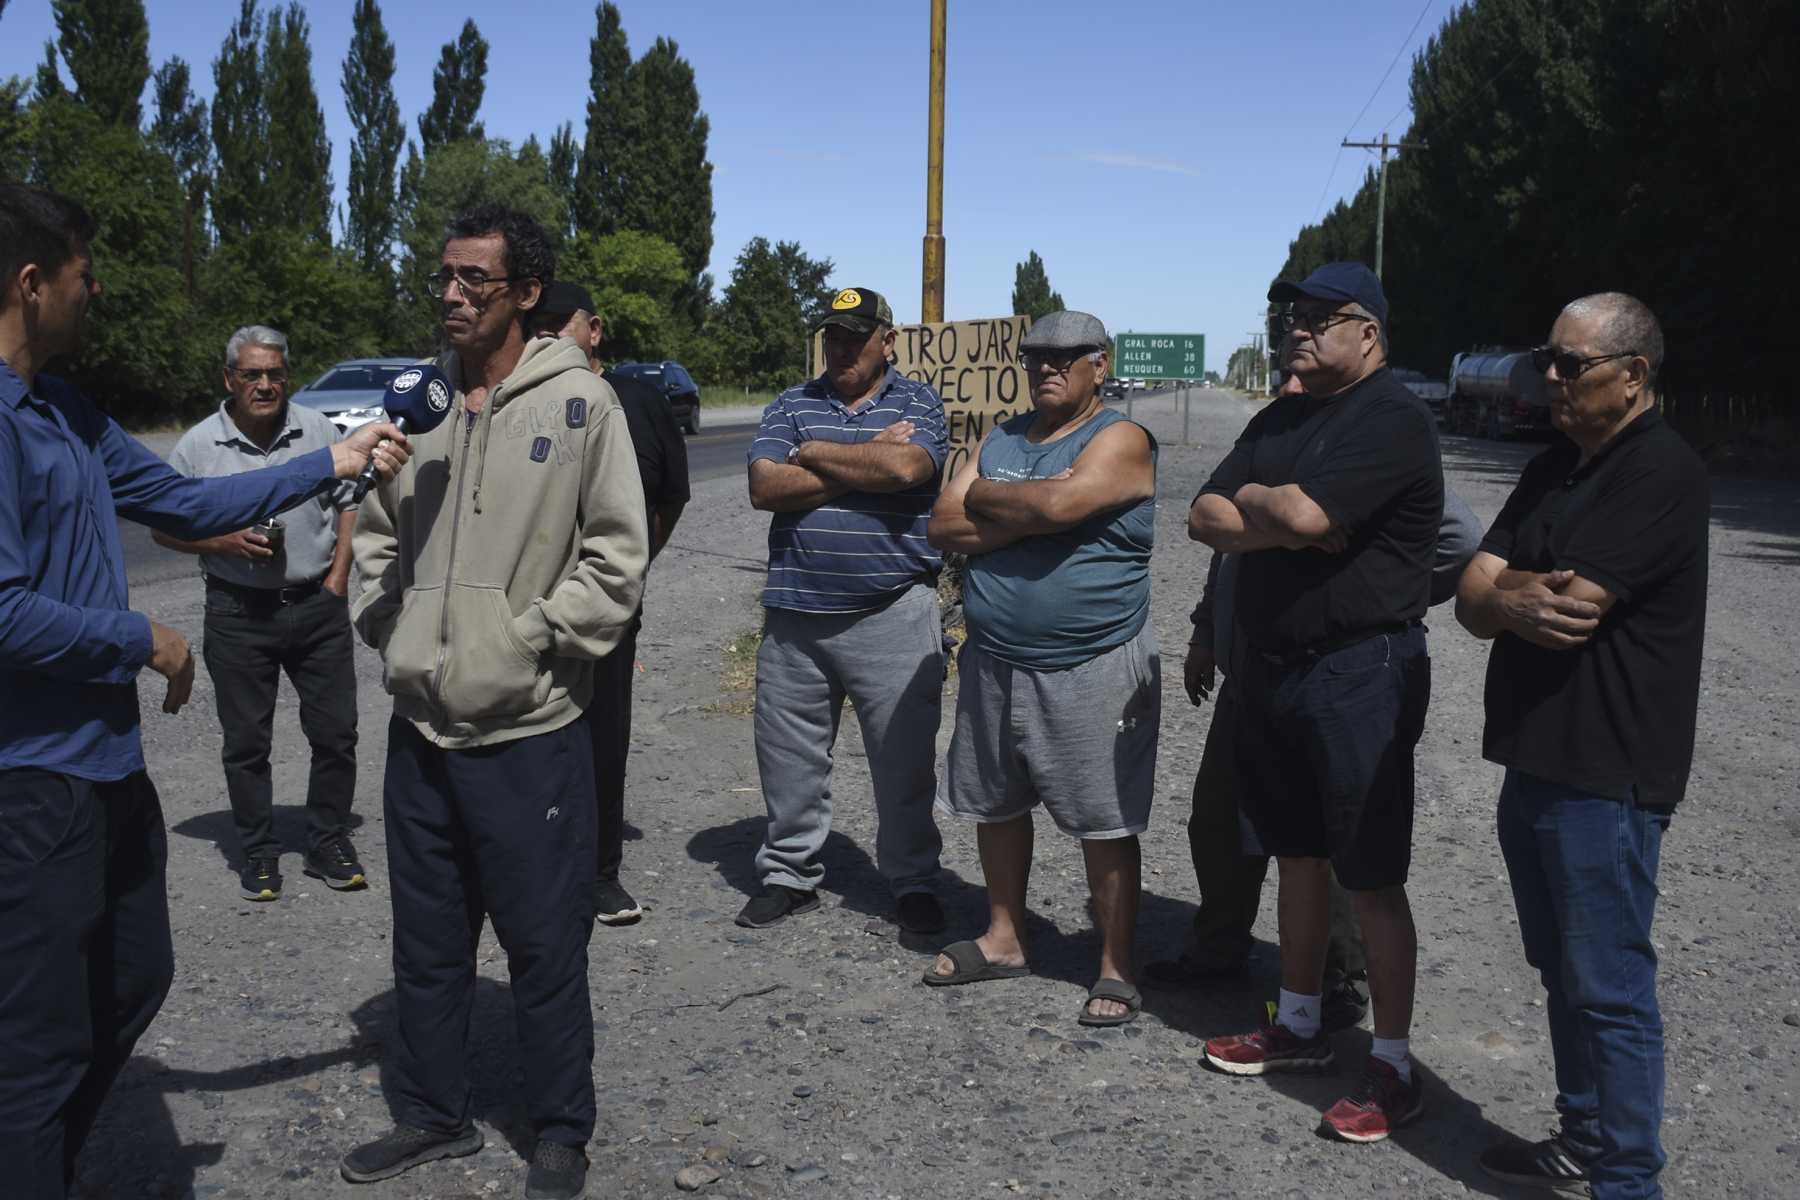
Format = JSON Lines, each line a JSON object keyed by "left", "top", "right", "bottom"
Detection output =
{"left": 1, "top": 0, "right": 1446, "bottom": 374}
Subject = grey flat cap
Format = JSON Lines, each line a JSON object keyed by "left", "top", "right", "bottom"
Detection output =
{"left": 1021, "top": 310, "right": 1108, "bottom": 351}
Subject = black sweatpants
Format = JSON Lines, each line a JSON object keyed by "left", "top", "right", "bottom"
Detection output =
{"left": 201, "top": 582, "right": 358, "bottom": 861}
{"left": 588, "top": 613, "right": 641, "bottom": 884}
{"left": 383, "top": 717, "right": 597, "bottom": 1148}
{"left": 0, "top": 770, "right": 174, "bottom": 1198}
{"left": 1185, "top": 678, "right": 1366, "bottom": 979}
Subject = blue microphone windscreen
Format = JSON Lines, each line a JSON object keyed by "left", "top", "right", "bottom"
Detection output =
{"left": 381, "top": 364, "right": 454, "bottom": 434}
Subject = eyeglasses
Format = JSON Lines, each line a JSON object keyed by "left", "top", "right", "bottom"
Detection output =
{"left": 1530, "top": 346, "right": 1635, "bottom": 380}
{"left": 424, "top": 268, "right": 532, "bottom": 300}
{"left": 226, "top": 367, "right": 289, "bottom": 385}
{"left": 1021, "top": 347, "right": 1103, "bottom": 374}
{"left": 1276, "top": 309, "right": 1372, "bottom": 336}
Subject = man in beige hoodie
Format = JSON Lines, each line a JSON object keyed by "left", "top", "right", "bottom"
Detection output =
{"left": 340, "top": 206, "right": 647, "bottom": 1200}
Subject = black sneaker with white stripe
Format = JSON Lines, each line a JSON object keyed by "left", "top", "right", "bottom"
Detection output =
{"left": 1479, "top": 1132, "right": 1593, "bottom": 1192}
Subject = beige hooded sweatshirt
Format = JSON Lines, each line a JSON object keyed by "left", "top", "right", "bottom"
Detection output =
{"left": 352, "top": 336, "right": 648, "bottom": 748}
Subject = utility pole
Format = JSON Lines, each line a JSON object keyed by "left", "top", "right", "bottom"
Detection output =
{"left": 1341, "top": 130, "right": 1428, "bottom": 278}
{"left": 921, "top": 0, "right": 947, "bottom": 323}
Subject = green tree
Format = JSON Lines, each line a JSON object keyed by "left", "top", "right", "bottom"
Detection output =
{"left": 558, "top": 229, "right": 686, "bottom": 363}
{"left": 262, "top": 3, "right": 331, "bottom": 241}
{"left": 710, "top": 236, "right": 834, "bottom": 389}
{"left": 417, "top": 19, "right": 486, "bottom": 152}
{"left": 1010, "top": 250, "right": 1064, "bottom": 320}
{"left": 575, "top": 0, "right": 631, "bottom": 235}
{"left": 35, "top": 41, "right": 65, "bottom": 102}
{"left": 148, "top": 57, "right": 210, "bottom": 293}
{"left": 0, "top": 76, "right": 27, "bottom": 179}
{"left": 210, "top": 0, "right": 266, "bottom": 243}
{"left": 342, "top": 0, "right": 403, "bottom": 272}
{"left": 615, "top": 37, "right": 714, "bottom": 284}
{"left": 392, "top": 137, "right": 569, "bottom": 352}
{"left": 50, "top": 0, "right": 150, "bottom": 127}
{"left": 546, "top": 121, "right": 579, "bottom": 238}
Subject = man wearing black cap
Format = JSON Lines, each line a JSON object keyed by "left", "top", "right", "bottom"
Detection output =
{"left": 1189, "top": 262, "right": 1442, "bottom": 1144}
{"left": 530, "top": 281, "right": 690, "bottom": 926}
{"left": 740, "top": 287, "right": 949, "bottom": 933}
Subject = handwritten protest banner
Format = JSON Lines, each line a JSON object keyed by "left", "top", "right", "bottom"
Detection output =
{"left": 815, "top": 314, "right": 1033, "bottom": 478}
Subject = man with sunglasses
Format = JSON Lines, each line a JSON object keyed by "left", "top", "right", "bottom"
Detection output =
{"left": 1457, "top": 294, "right": 1706, "bottom": 1199}
{"left": 343, "top": 206, "right": 648, "bottom": 1199}
{"left": 155, "top": 326, "right": 365, "bottom": 902}
{"left": 1189, "top": 262, "right": 1442, "bottom": 1144}
{"left": 740, "top": 287, "right": 950, "bottom": 934}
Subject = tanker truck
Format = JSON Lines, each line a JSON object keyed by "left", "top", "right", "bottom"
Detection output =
{"left": 1445, "top": 349, "right": 1551, "bottom": 439}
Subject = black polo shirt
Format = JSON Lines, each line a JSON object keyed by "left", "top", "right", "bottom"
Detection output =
{"left": 1479, "top": 409, "right": 1709, "bottom": 811}
{"left": 1199, "top": 367, "right": 1443, "bottom": 654}
{"left": 603, "top": 368, "right": 691, "bottom": 530}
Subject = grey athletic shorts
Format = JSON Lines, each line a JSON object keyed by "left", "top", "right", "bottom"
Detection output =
{"left": 941, "top": 623, "right": 1160, "bottom": 839}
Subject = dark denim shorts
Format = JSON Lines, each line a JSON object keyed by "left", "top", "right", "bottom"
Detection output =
{"left": 1234, "top": 625, "right": 1430, "bottom": 889}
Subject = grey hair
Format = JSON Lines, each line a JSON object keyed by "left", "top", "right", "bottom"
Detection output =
{"left": 225, "top": 325, "right": 289, "bottom": 368}
{"left": 1562, "top": 292, "right": 1664, "bottom": 388}
{"left": 1344, "top": 300, "right": 1389, "bottom": 356}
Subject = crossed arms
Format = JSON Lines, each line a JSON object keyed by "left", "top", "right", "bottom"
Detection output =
{"left": 927, "top": 421, "right": 1156, "bottom": 555}
{"left": 1187, "top": 483, "right": 1349, "bottom": 554}
{"left": 1454, "top": 552, "right": 1615, "bottom": 649}
{"left": 748, "top": 420, "right": 935, "bottom": 512}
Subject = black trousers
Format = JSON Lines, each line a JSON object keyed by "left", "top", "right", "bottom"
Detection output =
{"left": 201, "top": 582, "right": 358, "bottom": 861}
{"left": 587, "top": 613, "right": 641, "bottom": 883}
{"left": 0, "top": 770, "right": 174, "bottom": 1198}
{"left": 1185, "top": 678, "right": 1366, "bottom": 979}
{"left": 383, "top": 717, "right": 596, "bottom": 1147}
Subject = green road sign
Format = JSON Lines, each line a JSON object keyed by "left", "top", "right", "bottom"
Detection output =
{"left": 1114, "top": 332, "right": 1205, "bottom": 379}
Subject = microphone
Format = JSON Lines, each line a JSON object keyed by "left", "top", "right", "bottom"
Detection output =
{"left": 350, "top": 364, "right": 454, "bottom": 502}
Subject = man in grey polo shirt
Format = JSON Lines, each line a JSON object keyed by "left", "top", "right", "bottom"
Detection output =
{"left": 740, "top": 287, "right": 949, "bottom": 934}
{"left": 156, "top": 325, "right": 364, "bottom": 902}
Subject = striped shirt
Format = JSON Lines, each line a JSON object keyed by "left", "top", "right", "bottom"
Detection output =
{"left": 748, "top": 369, "right": 947, "bottom": 613}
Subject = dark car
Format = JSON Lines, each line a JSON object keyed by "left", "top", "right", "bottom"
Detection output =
{"left": 609, "top": 360, "right": 701, "bottom": 435}
{"left": 291, "top": 357, "right": 419, "bottom": 435}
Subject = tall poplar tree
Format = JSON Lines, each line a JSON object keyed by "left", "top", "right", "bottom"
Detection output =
{"left": 575, "top": 1, "right": 631, "bottom": 234}
{"left": 50, "top": 0, "right": 150, "bottom": 127}
{"left": 343, "top": 0, "right": 404, "bottom": 271}
{"left": 417, "top": 19, "right": 487, "bottom": 151}
{"left": 150, "top": 57, "right": 211, "bottom": 291}
{"left": 263, "top": 3, "right": 331, "bottom": 241}
{"left": 617, "top": 37, "right": 714, "bottom": 284}
{"left": 1011, "top": 251, "right": 1064, "bottom": 320}
{"left": 547, "top": 122, "right": 580, "bottom": 238}
{"left": 210, "top": 0, "right": 266, "bottom": 243}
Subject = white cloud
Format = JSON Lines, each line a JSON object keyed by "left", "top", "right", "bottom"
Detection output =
{"left": 1074, "top": 149, "right": 1202, "bottom": 178}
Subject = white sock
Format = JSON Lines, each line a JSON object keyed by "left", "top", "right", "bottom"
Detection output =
{"left": 1277, "top": 989, "right": 1322, "bottom": 1039}
{"left": 1370, "top": 1036, "right": 1412, "bottom": 1081}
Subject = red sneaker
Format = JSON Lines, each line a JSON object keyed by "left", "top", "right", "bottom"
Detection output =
{"left": 1203, "top": 1021, "right": 1334, "bottom": 1075}
{"left": 1321, "top": 1057, "right": 1425, "bottom": 1142}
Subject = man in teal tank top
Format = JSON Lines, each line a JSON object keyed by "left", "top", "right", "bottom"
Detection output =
{"left": 921, "top": 311, "right": 1160, "bottom": 1027}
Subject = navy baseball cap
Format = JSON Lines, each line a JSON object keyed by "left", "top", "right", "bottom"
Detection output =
{"left": 1268, "top": 262, "right": 1388, "bottom": 328}
{"left": 537, "top": 280, "right": 597, "bottom": 319}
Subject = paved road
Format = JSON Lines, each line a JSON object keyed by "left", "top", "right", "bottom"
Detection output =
{"left": 120, "top": 420, "right": 762, "bottom": 588}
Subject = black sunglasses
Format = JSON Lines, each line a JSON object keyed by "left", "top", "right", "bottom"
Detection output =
{"left": 1531, "top": 346, "right": 1635, "bottom": 380}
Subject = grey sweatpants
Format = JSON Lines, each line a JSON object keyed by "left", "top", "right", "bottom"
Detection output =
{"left": 752, "top": 584, "right": 945, "bottom": 895}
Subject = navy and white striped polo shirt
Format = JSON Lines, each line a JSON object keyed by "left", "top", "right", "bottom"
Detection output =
{"left": 748, "top": 368, "right": 947, "bottom": 612}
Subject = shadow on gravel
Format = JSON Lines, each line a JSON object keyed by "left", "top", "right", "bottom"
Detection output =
{"left": 1711, "top": 475, "right": 1800, "bottom": 563}
{"left": 685, "top": 816, "right": 920, "bottom": 923}
{"left": 81, "top": 980, "right": 538, "bottom": 1194}
{"left": 169, "top": 806, "right": 367, "bottom": 869}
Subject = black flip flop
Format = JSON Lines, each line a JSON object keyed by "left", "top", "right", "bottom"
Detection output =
{"left": 1077, "top": 978, "right": 1143, "bottom": 1027}
{"left": 920, "top": 939, "right": 1031, "bottom": 986}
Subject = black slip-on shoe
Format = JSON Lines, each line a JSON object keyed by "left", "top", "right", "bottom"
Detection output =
{"left": 594, "top": 878, "right": 644, "bottom": 925}
{"left": 340, "top": 1123, "right": 483, "bottom": 1183}
{"left": 525, "top": 1139, "right": 588, "bottom": 1199}
{"left": 734, "top": 884, "right": 820, "bottom": 928}
{"left": 895, "top": 891, "right": 947, "bottom": 935}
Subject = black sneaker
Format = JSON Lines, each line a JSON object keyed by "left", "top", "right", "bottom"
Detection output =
{"left": 734, "top": 884, "right": 819, "bottom": 928}
{"left": 594, "top": 878, "right": 643, "bottom": 925}
{"left": 304, "top": 836, "right": 368, "bottom": 891}
{"left": 526, "top": 1139, "right": 589, "bottom": 1199}
{"left": 1322, "top": 978, "right": 1370, "bottom": 1032}
{"left": 239, "top": 856, "right": 282, "bottom": 901}
{"left": 895, "top": 891, "right": 946, "bottom": 934}
{"left": 340, "top": 1123, "right": 484, "bottom": 1183}
{"left": 1479, "top": 1133, "right": 1593, "bottom": 1192}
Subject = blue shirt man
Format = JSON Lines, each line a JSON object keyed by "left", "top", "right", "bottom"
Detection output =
{"left": 0, "top": 184, "right": 405, "bottom": 1198}
{"left": 736, "top": 287, "right": 951, "bottom": 935}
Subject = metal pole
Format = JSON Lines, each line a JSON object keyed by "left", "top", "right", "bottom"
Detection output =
{"left": 1182, "top": 388, "right": 1191, "bottom": 445}
{"left": 1374, "top": 130, "right": 1389, "bottom": 278}
{"left": 921, "top": 0, "right": 947, "bottom": 323}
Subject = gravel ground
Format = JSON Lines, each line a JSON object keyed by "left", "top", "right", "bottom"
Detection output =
{"left": 85, "top": 389, "right": 1798, "bottom": 1199}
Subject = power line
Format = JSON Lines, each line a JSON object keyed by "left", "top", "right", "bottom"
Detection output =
{"left": 1311, "top": 0, "right": 1436, "bottom": 223}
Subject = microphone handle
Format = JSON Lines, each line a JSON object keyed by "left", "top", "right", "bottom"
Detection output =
{"left": 350, "top": 414, "right": 409, "bottom": 503}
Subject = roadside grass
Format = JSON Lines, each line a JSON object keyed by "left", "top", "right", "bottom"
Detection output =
{"left": 699, "top": 385, "right": 777, "bottom": 411}
{"left": 707, "top": 626, "right": 762, "bottom": 715}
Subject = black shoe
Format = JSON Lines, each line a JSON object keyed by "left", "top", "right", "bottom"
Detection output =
{"left": 1143, "top": 952, "right": 1248, "bottom": 987}
{"left": 1479, "top": 1133, "right": 1593, "bottom": 1192}
{"left": 734, "top": 884, "right": 819, "bottom": 928}
{"left": 594, "top": 878, "right": 643, "bottom": 925}
{"left": 239, "top": 856, "right": 282, "bottom": 901}
{"left": 1322, "top": 978, "right": 1370, "bottom": 1032}
{"left": 340, "top": 1123, "right": 484, "bottom": 1183}
{"left": 525, "top": 1139, "right": 588, "bottom": 1199}
{"left": 895, "top": 891, "right": 946, "bottom": 934}
{"left": 304, "top": 836, "right": 369, "bottom": 891}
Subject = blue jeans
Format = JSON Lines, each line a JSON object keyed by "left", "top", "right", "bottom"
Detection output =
{"left": 1497, "top": 769, "right": 1670, "bottom": 1200}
